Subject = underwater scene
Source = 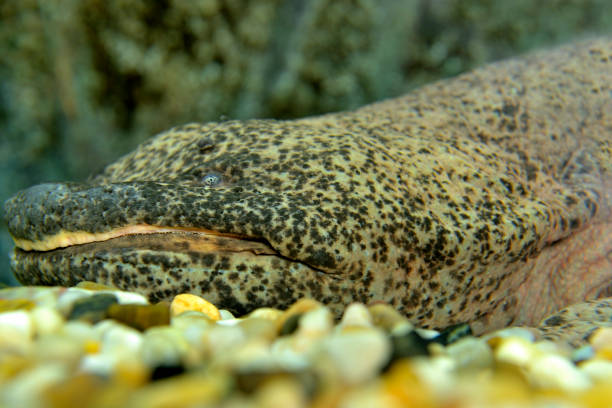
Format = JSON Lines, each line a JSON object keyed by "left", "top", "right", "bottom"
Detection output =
{"left": 1, "top": 1, "right": 611, "bottom": 407}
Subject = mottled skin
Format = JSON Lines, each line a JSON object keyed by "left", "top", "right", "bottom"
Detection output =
{"left": 5, "top": 38, "right": 612, "bottom": 342}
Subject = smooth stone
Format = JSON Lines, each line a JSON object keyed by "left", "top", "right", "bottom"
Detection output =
{"left": 205, "top": 325, "right": 247, "bottom": 356}
{"left": 368, "top": 303, "right": 413, "bottom": 333}
{"left": 125, "top": 372, "right": 229, "bottom": 408}
{"left": 218, "top": 309, "right": 235, "bottom": 320}
{"left": 108, "top": 290, "right": 149, "bottom": 305}
{"left": 276, "top": 299, "right": 323, "bottom": 334}
{"left": 431, "top": 323, "right": 472, "bottom": 346}
{"left": 321, "top": 328, "right": 390, "bottom": 384}
{"left": 254, "top": 376, "right": 307, "bottom": 408}
{"left": 68, "top": 293, "right": 119, "bottom": 323}
{"left": 387, "top": 329, "right": 431, "bottom": 361}
{"left": 42, "top": 372, "right": 105, "bottom": 408}
{"left": 238, "top": 317, "right": 279, "bottom": 342}
{"left": 409, "top": 355, "right": 456, "bottom": 394}
{"left": 246, "top": 307, "right": 283, "bottom": 321}
{"left": 485, "top": 327, "right": 536, "bottom": 342}
{"left": 60, "top": 320, "right": 98, "bottom": 344}
{"left": 106, "top": 302, "right": 170, "bottom": 331}
{"left": 141, "top": 327, "right": 190, "bottom": 368}
{"left": 75, "top": 282, "right": 149, "bottom": 305}
{"left": 170, "top": 293, "right": 221, "bottom": 320}
{"left": 75, "top": 281, "right": 119, "bottom": 291}
{"left": 0, "top": 310, "right": 33, "bottom": 339}
{"left": 279, "top": 313, "right": 302, "bottom": 336}
{"left": 32, "top": 336, "right": 86, "bottom": 366}
{"left": 590, "top": 327, "right": 612, "bottom": 352}
{"left": 96, "top": 320, "right": 143, "bottom": 355}
{"left": 56, "top": 288, "right": 97, "bottom": 316}
{"left": 579, "top": 359, "right": 612, "bottom": 384}
{"left": 80, "top": 322, "right": 143, "bottom": 377}
{"left": 0, "top": 363, "right": 68, "bottom": 408}
{"left": 527, "top": 354, "right": 591, "bottom": 391}
{"left": 297, "top": 306, "right": 333, "bottom": 337}
{"left": 0, "top": 298, "right": 35, "bottom": 312}
{"left": 493, "top": 337, "right": 536, "bottom": 366}
{"left": 443, "top": 337, "right": 493, "bottom": 370}
{"left": 338, "top": 303, "right": 372, "bottom": 329}
{"left": 30, "top": 306, "right": 64, "bottom": 336}
{"left": 572, "top": 345, "right": 595, "bottom": 363}
{"left": 150, "top": 364, "right": 186, "bottom": 381}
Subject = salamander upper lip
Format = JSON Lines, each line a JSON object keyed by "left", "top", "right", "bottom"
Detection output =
{"left": 9, "top": 224, "right": 259, "bottom": 252}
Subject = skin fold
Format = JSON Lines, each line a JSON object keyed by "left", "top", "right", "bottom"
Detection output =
{"left": 5, "top": 38, "right": 612, "bottom": 344}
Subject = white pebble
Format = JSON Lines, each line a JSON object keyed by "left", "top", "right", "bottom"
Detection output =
{"left": 141, "top": 326, "right": 189, "bottom": 367}
{"left": 445, "top": 337, "right": 493, "bottom": 370}
{"left": 0, "top": 310, "right": 33, "bottom": 338}
{"left": 580, "top": 359, "right": 612, "bottom": 384}
{"left": 298, "top": 306, "right": 333, "bottom": 336}
{"left": 321, "top": 329, "right": 390, "bottom": 384}
{"left": 484, "top": 327, "right": 536, "bottom": 342}
{"left": 56, "top": 288, "right": 93, "bottom": 315}
{"left": 60, "top": 320, "right": 97, "bottom": 343}
{"left": 80, "top": 353, "right": 118, "bottom": 377}
{"left": 219, "top": 309, "right": 235, "bottom": 320}
{"left": 339, "top": 303, "right": 372, "bottom": 328}
{"left": 527, "top": 354, "right": 591, "bottom": 391}
{"left": 96, "top": 320, "right": 143, "bottom": 355}
{"left": 494, "top": 337, "right": 535, "bottom": 366}
{"left": 30, "top": 306, "right": 64, "bottom": 336}
{"left": 411, "top": 355, "right": 456, "bottom": 393}
{"left": 206, "top": 325, "right": 246, "bottom": 354}
{"left": 102, "top": 290, "right": 148, "bottom": 305}
{"left": 0, "top": 363, "right": 68, "bottom": 408}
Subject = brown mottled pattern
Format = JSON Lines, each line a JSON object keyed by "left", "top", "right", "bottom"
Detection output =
{"left": 4, "top": 38, "right": 612, "bottom": 341}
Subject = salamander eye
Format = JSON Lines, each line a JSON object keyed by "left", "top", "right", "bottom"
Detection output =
{"left": 202, "top": 173, "right": 222, "bottom": 187}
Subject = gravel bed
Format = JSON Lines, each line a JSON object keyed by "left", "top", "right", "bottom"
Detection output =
{"left": 0, "top": 284, "right": 610, "bottom": 408}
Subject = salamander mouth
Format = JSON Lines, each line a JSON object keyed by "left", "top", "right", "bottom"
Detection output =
{"left": 10, "top": 225, "right": 331, "bottom": 287}
{"left": 11, "top": 224, "right": 278, "bottom": 254}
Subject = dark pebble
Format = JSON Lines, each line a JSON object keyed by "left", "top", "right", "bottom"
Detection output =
{"left": 106, "top": 302, "right": 171, "bottom": 331}
{"left": 431, "top": 323, "right": 472, "bottom": 346}
{"left": 279, "top": 313, "right": 303, "bottom": 336}
{"left": 150, "top": 364, "right": 186, "bottom": 381}
{"left": 68, "top": 293, "right": 119, "bottom": 323}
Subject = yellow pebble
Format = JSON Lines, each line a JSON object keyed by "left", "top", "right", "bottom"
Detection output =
{"left": 171, "top": 294, "right": 221, "bottom": 320}
{"left": 0, "top": 298, "right": 35, "bottom": 312}
{"left": 83, "top": 340, "right": 100, "bottom": 354}
{"left": 75, "top": 281, "right": 119, "bottom": 291}
{"left": 113, "top": 360, "right": 150, "bottom": 388}
{"left": 590, "top": 327, "right": 612, "bottom": 353}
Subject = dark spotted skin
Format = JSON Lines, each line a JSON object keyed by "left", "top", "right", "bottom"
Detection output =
{"left": 5, "top": 38, "right": 612, "bottom": 341}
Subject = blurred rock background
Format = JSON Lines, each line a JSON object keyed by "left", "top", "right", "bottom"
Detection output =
{"left": 1, "top": 0, "right": 612, "bottom": 285}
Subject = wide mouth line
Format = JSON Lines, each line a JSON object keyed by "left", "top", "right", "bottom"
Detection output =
{"left": 12, "top": 224, "right": 335, "bottom": 276}
{"left": 11, "top": 224, "right": 256, "bottom": 252}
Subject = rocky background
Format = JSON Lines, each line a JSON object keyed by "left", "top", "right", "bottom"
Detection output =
{"left": 2, "top": 0, "right": 612, "bottom": 285}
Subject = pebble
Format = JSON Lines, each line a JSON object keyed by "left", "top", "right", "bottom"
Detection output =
{"left": 527, "top": 353, "right": 591, "bottom": 391}
{"left": 30, "top": 306, "right": 64, "bottom": 336}
{"left": 579, "top": 359, "right": 612, "bottom": 384}
{"left": 442, "top": 336, "right": 494, "bottom": 370}
{"left": 0, "top": 298, "right": 35, "bottom": 312}
{"left": 590, "top": 327, "right": 612, "bottom": 356}
{"left": 170, "top": 293, "right": 221, "bottom": 320}
{"left": 0, "top": 286, "right": 609, "bottom": 407}
{"left": 338, "top": 302, "right": 373, "bottom": 328}
{"left": 0, "top": 310, "right": 33, "bottom": 340}
{"left": 321, "top": 327, "right": 391, "bottom": 384}
{"left": 106, "top": 302, "right": 170, "bottom": 330}
{"left": 140, "top": 327, "right": 189, "bottom": 368}
{"left": 67, "top": 293, "right": 118, "bottom": 323}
